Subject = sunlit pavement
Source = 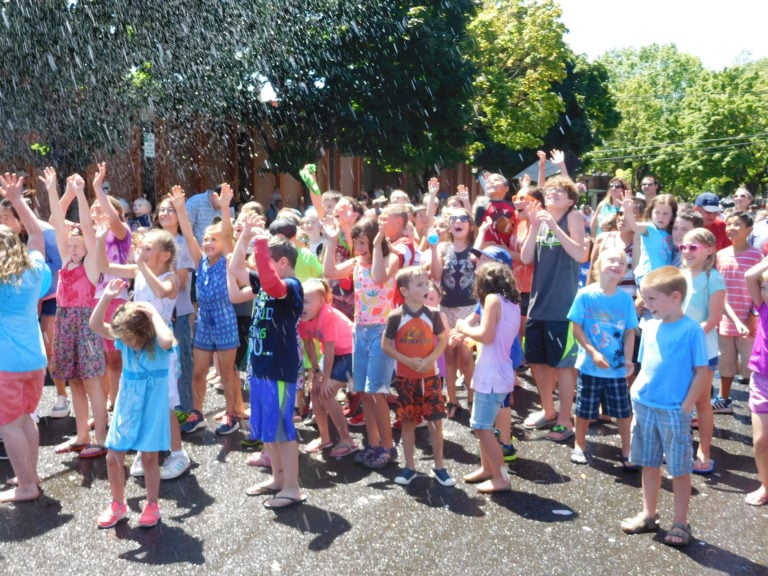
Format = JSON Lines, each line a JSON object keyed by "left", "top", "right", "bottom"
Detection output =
{"left": 1, "top": 374, "right": 767, "bottom": 575}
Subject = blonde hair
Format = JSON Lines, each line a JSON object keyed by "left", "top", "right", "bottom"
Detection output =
{"left": 641, "top": 265, "right": 687, "bottom": 299}
{"left": 302, "top": 278, "right": 332, "bottom": 304}
{"left": 0, "top": 225, "right": 33, "bottom": 285}
{"left": 682, "top": 228, "right": 717, "bottom": 271}
{"left": 142, "top": 228, "right": 178, "bottom": 270}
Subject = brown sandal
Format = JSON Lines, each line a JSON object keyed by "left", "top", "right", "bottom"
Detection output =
{"left": 664, "top": 522, "right": 692, "bottom": 547}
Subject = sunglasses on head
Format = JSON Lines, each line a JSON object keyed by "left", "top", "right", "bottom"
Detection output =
{"left": 678, "top": 243, "right": 706, "bottom": 253}
{"left": 449, "top": 214, "right": 470, "bottom": 223}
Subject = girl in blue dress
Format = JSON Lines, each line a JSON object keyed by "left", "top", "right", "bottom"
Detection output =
{"left": 89, "top": 279, "right": 175, "bottom": 529}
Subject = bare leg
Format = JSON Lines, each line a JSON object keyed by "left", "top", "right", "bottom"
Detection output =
{"left": 443, "top": 345, "right": 460, "bottom": 409}
{"left": 104, "top": 350, "right": 122, "bottom": 407}
{"left": 529, "top": 363, "right": 558, "bottom": 421}
{"left": 69, "top": 379, "right": 92, "bottom": 444}
{"left": 141, "top": 452, "right": 161, "bottom": 503}
{"left": 475, "top": 429, "right": 510, "bottom": 492}
{"left": 747, "top": 412, "right": 768, "bottom": 505}
{"left": 311, "top": 386, "right": 333, "bottom": 445}
{"left": 694, "top": 372, "right": 715, "bottom": 465}
{"left": 574, "top": 416, "right": 589, "bottom": 454}
{"left": 169, "top": 411, "right": 182, "bottom": 452}
{"left": 0, "top": 414, "right": 40, "bottom": 502}
{"left": 456, "top": 341, "right": 475, "bottom": 404}
{"left": 216, "top": 348, "right": 243, "bottom": 417}
{"left": 268, "top": 441, "right": 302, "bottom": 502}
{"left": 617, "top": 416, "right": 632, "bottom": 458}
{"left": 401, "top": 421, "right": 417, "bottom": 469}
{"left": 106, "top": 450, "right": 127, "bottom": 504}
{"left": 640, "top": 466, "right": 662, "bottom": 519}
{"left": 370, "top": 393, "right": 394, "bottom": 449}
{"left": 191, "top": 349, "right": 213, "bottom": 412}
{"left": 428, "top": 419, "right": 445, "bottom": 469}
{"left": 671, "top": 473, "right": 692, "bottom": 526}
{"left": 555, "top": 367, "right": 576, "bottom": 431}
{"left": 324, "top": 380, "right": 353, "bottom": 444}
{"left": 495, "top": 406, "right": 512, "bottom": 445}
{"left": 361, "top": 393, "right": 382, "bottom": 447}
{"left": 83, "top": 376, "right": 108, "bottom": 445}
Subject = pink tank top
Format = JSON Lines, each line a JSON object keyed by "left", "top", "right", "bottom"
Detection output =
{"left": 57, "top": 262, "right": 96, "bottom": 307}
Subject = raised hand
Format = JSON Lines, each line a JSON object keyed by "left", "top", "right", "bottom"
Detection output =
{"left": 38, "top": 167, "right": 58, "bottom": 193}
{"left": 0, "top": 172, "right": 25, "bottom": 202}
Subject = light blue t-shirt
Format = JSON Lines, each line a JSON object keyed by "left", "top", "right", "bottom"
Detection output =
{"left": 682, "top": 268, "right": 725, "bottom": 360}
{"left": 0, "top": 250, "right": 49, "bottom": 372}
{"left": 634, "top": 225, "right": 673, "bottom": 282}
{"left": 567, "top": 284, "right": 638, "bottom": 378}
{"left": 632, "top": 316, "right": 707, "bottom": 410}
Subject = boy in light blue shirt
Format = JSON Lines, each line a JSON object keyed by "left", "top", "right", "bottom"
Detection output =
{"left": 620, "top": 266, "right": 707, "bottom": 548}
{"left": 567, "top": 248, "right": 637, "bottom": 467}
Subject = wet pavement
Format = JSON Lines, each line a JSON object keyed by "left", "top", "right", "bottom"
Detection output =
{"left": 1, "top": 374, "right": 767, "bottom": 576}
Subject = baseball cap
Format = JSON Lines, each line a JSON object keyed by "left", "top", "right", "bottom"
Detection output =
{"left": 470, "top": 246, "right": 512, "bottom": 266}
{"left": 694, "top": 192, "right": 722, "bottom": 213}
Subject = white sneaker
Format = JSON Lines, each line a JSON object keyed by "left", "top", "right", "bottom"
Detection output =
{"left": 160, "top": 451, "right": 191, "bottom": 481}
{"left": 50, "top": 395, "right": 70, "bottom": 418}
{"left": 130, "top": 452, "right": 145, "bottom": 477}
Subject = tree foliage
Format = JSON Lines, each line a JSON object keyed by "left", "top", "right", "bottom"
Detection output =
{"left": 466, "top": 0, "right": 570, "bottom": 157}
{"left": 0, "top": 0, "right": 476, "bottom": 179}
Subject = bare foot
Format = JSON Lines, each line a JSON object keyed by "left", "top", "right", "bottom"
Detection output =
{"left": 6, "top": 476, "right": 41, "bottom": 487}
{"left": 0, "top": 485, "right": 40, "bottom": 503}
{"left": 476, "top": 478, "right": 512, "bottom": 493}
{"left": 245, "top": 479, "right": 282, "bottom": 496}
{"left": 745, "top": 486, "right": 768, "bottom": 506}
{"left": 463, "top": 468, "right": 492, "bottom": 484}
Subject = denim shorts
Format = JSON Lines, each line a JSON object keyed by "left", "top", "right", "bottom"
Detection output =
{"left": 470, "top": 392, "right": 507, "bottom": 430}
{"left": 352, "top": 324, "right": 394, "bottom": 394}
{"left": 629, "top": 401, "right": 693, "bottom": 478}
{"left": 328, "top": 353, "right": 353, "bottom": 383}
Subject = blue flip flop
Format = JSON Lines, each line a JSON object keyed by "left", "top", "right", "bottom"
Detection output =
{"left": 692, "top": 458, "right": 715, "bottom": 475}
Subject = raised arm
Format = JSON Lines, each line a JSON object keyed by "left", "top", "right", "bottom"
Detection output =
{"left": 550, "top": 149, "right": 569, "bottom": 179}
{"left": 170, "top": 185, "right": 202, "bottom": 266}
{"left": 321, "top": 221, "right": 354, "bottom": 279}
{"left": 218, "top": 183, "right": 235, "bottom": 255}
{"left": 40, "top": 167, "right": 70, "bottom": 259}
{"left": 227, "top": 213, "right": 261, "bottom": 300}
{"left": 0, "top": 172, "right": 43, "bottom": 254}
{"left": 371, "top": 225, "right": 400, "bottom": 285}
{"left": 92, "top": 162, "right": 126, "bottom": 240}
{"left": 89, "top": 278, "right": 124, "bottom": 339}
{"left": 536, "top": 151, "right": 547, "bottom": 186}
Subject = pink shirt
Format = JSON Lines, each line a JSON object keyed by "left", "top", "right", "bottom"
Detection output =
{"left": 299, "top": 303, "right": 354, "bottom": 355}
{"left": 717, "top": 245, "right": 762, "bottom": 336}
{"left": 57, "top": 262, "right": 96, "bottom": 307}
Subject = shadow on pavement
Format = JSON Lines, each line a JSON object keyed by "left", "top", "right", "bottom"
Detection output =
{"left": 269, "top": 503, "right": 352, "bottom": 551}
{"left": 0, "top": 495, "right": 73, "bottom": 541}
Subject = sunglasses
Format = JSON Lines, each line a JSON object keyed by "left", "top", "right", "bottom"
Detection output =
{"left": 609, "top": 183, "right": 624, "bottom": 189}
{"left": 678, "top": 243, "right": 706, "bottom": 253}
{"left": 449, "top": 215, "right": 470, "bottom": 223}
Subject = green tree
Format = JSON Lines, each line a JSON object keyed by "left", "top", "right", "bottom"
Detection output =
{"left": 673, "top": 59, "right": 768, "bottom": 194}
{"left": 587, "top": 44, "right": 706, "bottom": 194}
{"left": 466, "top": 0, "right": 570, "bottom": 159}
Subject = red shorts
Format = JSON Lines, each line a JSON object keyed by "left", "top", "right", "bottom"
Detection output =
{"left": 0, "top": 369, "right": 45, "bottom": 425}
{"left": 392, "top": 375, "right": 446, "bottom": 422}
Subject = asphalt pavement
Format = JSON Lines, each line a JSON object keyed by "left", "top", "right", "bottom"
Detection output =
{"left": 1, "top": 373, "right": 767, "bottom": 576}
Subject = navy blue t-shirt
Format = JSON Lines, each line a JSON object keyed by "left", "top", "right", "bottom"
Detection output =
{"left": 247, "top": 272, "right": 304, "bottom": 383}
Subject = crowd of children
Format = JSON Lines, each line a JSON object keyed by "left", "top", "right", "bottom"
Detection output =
{"left": 2, "top": 160, "right": 768, "bottom": 548}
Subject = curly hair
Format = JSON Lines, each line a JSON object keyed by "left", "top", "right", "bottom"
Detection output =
{"left": 474, "top": 261, "right": 519, "bottom": 306}
{"left": 0, "top": 225, "right": 33, "bottom": 285}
